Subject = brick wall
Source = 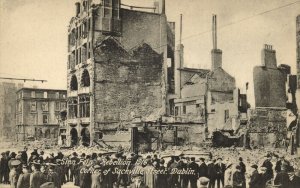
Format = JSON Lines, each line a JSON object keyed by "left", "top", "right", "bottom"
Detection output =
{"left": 94, "top": 39, "right": 164, "bottom": 129}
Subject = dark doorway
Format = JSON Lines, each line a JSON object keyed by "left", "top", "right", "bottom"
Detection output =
{"left": 81, "top": 128, "right": 90, "bottom": 146}
{"left": 70, "top": 128, "right": 78, "bottom": 146}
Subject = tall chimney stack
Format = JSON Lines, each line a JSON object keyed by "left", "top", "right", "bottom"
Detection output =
{"left": 75, "top": 2, "right": 81, "bottom": 16}
{"left": 211, "top": 14, "right": 222, "bottom": 70}
{"left": 175, "top": 14, "right": 184, "bottom": 98}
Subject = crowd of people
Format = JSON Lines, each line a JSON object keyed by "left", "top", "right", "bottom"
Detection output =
{"left": 0, "top": 146, "right": 300, "bottom": 188}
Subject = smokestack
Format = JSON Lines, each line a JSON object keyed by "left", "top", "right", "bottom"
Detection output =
{"left": 211, "top": 14, "right": 222, "bottom": 70}
{"left": 175, "top": 14, "right": 184, "bottom": 98}
{"left": 261, "top": 44, "right": 277, "bottom": 68}
{"left": 75, "top": 2, "right": 81, "bottom": 16}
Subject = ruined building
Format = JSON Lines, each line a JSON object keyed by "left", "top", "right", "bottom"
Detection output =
{"left": 66, "top": 0, "right": 175, "bottom": 146}
{"left": 16, "top": 88, "right": 67, "bottom": 141}
{"left": 0, "top": 82, "right": 23, "bottom": 140}
{"left": 249, "top": 45, "right": 297, "bottom": 147}
{"left": 174, "top": 15, "right": 241, "bottom": 136}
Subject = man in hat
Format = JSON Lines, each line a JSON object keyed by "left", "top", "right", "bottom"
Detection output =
{"left": 274, "top": 163, "right": 290, "bottom": 188}
{"left": 156, "top": 159, "right": 167, "bottom": 188}
{"left": 199, "top": 177, "right": 210, "bottom": 188}
{"left": 258, "top": 167, "right": 269, "bottom": 188}
{"left": 4, "top": 151, "right": 10, "bottom": 184}
{"left": 188, "top": 157, "right": 199, "bottom": 188}
{"left": 143, "top": 158, "right": 155, "bottom": 188}
{"left": 47, "top": 164, "right": 60, "bottom": 188}
{"left": 30, "top": 162, "right": 44, "bottom": 188}
{"left": 232, "top": 165, "right": 244, "bottom": 188}
{"left": 17, "top": 164, "right": 31, "bottom": 188}
{"left": 10, "top": 160, "right": 21, "bottom": 188}
{"left": 207, "top": 159, "right": 217, "bottom": 188}
{"left": 288, "top": 169, "right": 300, "bottom": 188}
{"left": 8, "top": 152, "right": 17, "bottom": 170}
{"left": 261, "top": 154, "right": 273, "bottom": 181}
{"left": 21, "top": 147, "right": 28, "bottom": 165}
{"left": 91, "top": 165, "right": 103, "bottom": 188}
{"left": 249, "top": 165, "right": 260, "bottom": 188}
{"left": 178, "top": 156, "right": 189, "bottom": 188}
{"left": 0, "top": 152, "right": 6, "bottom": 183}
{"left": 129, "top": 174, "right": 148, "bottom": 188}
{"left": 215, "top": 157, "right": 226, "bottom": 188}
{"left": 199, "top": 158, "right": 208, "bottom": 178}
{"left": 168, "top": 155, "right": 180, "bottom": 188}
{"left": 70, "top": 152, "right": 79, "bottom": 182}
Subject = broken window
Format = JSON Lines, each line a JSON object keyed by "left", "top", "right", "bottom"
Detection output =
{"left": 175, "top": 106, "right": 179, "bottom": 116}
{"left": 43, "top": 115, "right": 48, "bottom": 124}
{"left": 18, "top": 102, "right": 22, "bottom": 112}
{"left": 43, "top": 92, "right": 47, "bottom": 98}
{"left": 224, "top": 109, "right": 229, "bottom": 123}
{"left": 30, "top": 102, "right": 37, "bottom": 112}
{"left": 31, "top": 91, "right": 35, "bottom": 98}
{"left": 81, "top": 44, "right": 87, "bottom": 63}
{"left": 183, "top": 106, "right": 186, "bottom": 114}
{"left": 70, "top": 75, "right": 78, "bottom": 91}
{"left": 79, "top": 95, "right": 90, "bottom": 117}
{"left": 55, "top": 92, "right": 59, "bottom": 99}
{"left": 55, "top": 102, "right": 60, "bottom": 111}
{"left": 81, "top": 69, "right": 90, "bottom": 87}
{"left": 88, "top": 42, "right": 91, "bottom": 59}
{"left": 68, "top": 98, "right": 78, "bottom": 119}
{"left": 61, "top": 102, "right": 66, "bottom": 110}
{"left": 42, "top": 102, "right": 49, "bottom": 111}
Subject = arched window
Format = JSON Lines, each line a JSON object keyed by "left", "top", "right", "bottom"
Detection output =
{"left": 70, "top": 75, "right": 78, "bottom": 91}
{"left": 81, "top": 69, "right": 90, "bottom": 87}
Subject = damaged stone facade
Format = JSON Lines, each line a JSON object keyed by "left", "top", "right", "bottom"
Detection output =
{"left": 0, "top": 82, "right": 23, "bottom": 140}
{"left": 66, "top": 0, "right": 175, "bottom": 146}
{"left": 250, "top": 45, "right": 297, "bottom": 147}
{"left": 174, "top": 45, "right": 240, "bottom": 137}
{"left": 16, "top": 88, "right": 67, "bottom": 141}
{"left": 248, "top": 108, "right": 287, "bottom": 147}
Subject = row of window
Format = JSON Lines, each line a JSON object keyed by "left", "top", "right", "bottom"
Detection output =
{"left": 68, "top": 42, "right": 92, "bottom": 69}
{"left": 30, "top": 101, "right": 67, "bottom": 112}
{"left": 69, "top": 17, "right": 92, "bottom": 46}
{"left": 68, "top": 95, "right": 90, "bottom": 118}
{"left": 70, "top": 70, "right": 90, "bottom": 91}
{"left": 175, "top": 104, "right": 230, "bottom": 123}
{"left": 19, "top": 91, "right": 66, "bottom": 99}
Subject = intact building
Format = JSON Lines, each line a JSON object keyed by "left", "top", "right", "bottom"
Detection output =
{"left": 66, "top": 0, "right": 175, "bottom": 146}
{"left": 0, "top": 82, "right": 23, "bottom": 140}
{"left": 16, "top": 88, "right": 67, "bottom": 141}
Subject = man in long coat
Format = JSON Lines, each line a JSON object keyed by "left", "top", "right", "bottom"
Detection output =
{"left": 47, "top": 165, "right": 60, "bottom": 188}
{"left": 249, "top": 165, "right": 260, "bottom": 188}
{"left": 188, "top": 157, "right": 199, "bottom": 188}
{"left": 215, "top": 158, "right": 226, "bottom": 188}
{"left": 17, "top": 165, "right": 31, "bottom": 188}
{"left": 30, "top": 163, "right": 44, "bottom": 188}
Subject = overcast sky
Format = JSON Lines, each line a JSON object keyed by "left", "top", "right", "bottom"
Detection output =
{"left": 0, "top": 0, "right": 299, "bottom": 106}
